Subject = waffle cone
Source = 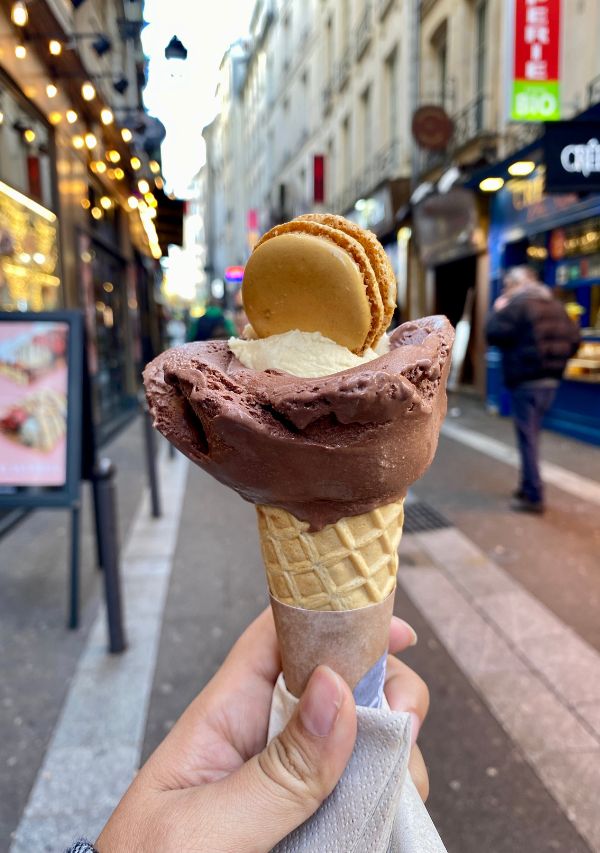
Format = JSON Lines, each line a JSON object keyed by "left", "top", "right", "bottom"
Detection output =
{"left": 257, "top": 501, "right": 404, "bottom": 611}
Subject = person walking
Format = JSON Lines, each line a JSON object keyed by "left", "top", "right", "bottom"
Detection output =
{"left": 486, "top": 266, "right": 580, "bottom": 514}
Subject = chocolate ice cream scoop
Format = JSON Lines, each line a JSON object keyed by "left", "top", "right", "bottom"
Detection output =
{"left": 143, "top": 315, "right": 454, "bottom": 530}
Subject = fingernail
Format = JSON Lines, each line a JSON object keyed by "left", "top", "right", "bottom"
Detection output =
{"left": 397, "top": 619, "right": 418, "bottom": 647}
{"left": 410, "top": 712, "right": 421, "bottom": 745}
{"left": 299, "top": 666, "right": 343, "bottom": 737}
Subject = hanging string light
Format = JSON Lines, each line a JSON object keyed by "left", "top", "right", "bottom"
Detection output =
{"left": 90, "top": 206, "right": 102, "bottom": 220}
{"left": 84, "top": 132, "right": 97, "bottom": 149}
{"left": 94, "top": 160, "right": 107, "bottom": 174}
{"left": 154, "top": 176, "right": 164, "bottom": 190}
{"left": 113, "top": 167, "right": 125, "bottom": 180}
{"left": 137, "top": 178, "right": 150, "bottom": 195}
{"left": 66, "top": 109, "right": 78, "bottom": 124}
{"left": 72, "top": 134, "right": 85, "bottom": 149}
{"left": 100, "top": 108, "right": 114, "bottom": 125}
{"left": 127, "top": 195, "right": 138, "bottom": 209}
{"left": 46, "top": 82, "right": 58, "bottom": 99}
{"left": 11, "top": 2, "right": 28, "bottom": 27}
{"left": 15, "top": 41, "right": 27, "bottom": 59}
{"left": 81, "top": 81, "right": 96, "bottom": 101}
{"left": 106, "top": 149, "right": 121, "bottom": 163}
{"left": 48, "top": 111, "right": 62, "bottom": 125}
{"left": 130, "top": 156, "right": 141, "bottom": 170}
{"left": 149, "top": 160, "right": 160, "bottom": 174}
{"left": 120, "top": 128, "right": 132, "bottom": 143}
{"left": 49, "top": 39, "right": 62, "bottom": 56}
{"left": 100, "top": 196, "right": 112, "bottom": 210}
{"left": 23, "top": 128, "right": 36, "bottom": 143}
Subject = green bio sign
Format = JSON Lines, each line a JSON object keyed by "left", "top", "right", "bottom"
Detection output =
{"left": 511, "top": 80, "right": 561, "bottom": 122}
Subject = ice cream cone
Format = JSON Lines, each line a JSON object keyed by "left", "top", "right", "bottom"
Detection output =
{"left": 257, "top": 500, "right": 404, "bottom": 611}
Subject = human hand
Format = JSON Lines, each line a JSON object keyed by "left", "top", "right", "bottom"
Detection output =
{"left": 493, "top": 294, "right": 510, "bottom": 312}
{"left": 96, "top": 608, "right": 429, "bottom": 853}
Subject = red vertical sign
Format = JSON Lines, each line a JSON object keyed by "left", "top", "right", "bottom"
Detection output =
{"left": 511, "top": 0, "right": 561, "bottom": 121}
{"left": 313, "top": 155, "right": 325, "bottom": 204}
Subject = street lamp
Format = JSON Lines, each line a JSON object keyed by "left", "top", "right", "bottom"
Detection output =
{"left": 164, "top": 36, "right": 187, "bottom": 61}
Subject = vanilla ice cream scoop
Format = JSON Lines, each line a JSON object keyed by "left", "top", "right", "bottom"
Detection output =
{"left": 229, "top": 329, "right": 386, "bottom": 378}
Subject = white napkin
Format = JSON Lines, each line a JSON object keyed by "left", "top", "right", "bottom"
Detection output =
{"left": 268, "top": 674, "right": 447, "bottom": 853}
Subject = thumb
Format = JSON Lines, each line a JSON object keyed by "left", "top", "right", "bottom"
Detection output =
{"left": 213, "top": 665, "right": 357, "bottom": 850}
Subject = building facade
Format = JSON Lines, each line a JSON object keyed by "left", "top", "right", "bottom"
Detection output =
{"left": 0, "top": 0, "right": 172, "bottom": 437}
{"left": 198, "top": 0, "right": 600, "bottom": 441}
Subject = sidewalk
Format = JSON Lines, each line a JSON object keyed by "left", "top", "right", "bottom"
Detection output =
{"left": 3, "top": 399, "right": 600, "bottom": 852}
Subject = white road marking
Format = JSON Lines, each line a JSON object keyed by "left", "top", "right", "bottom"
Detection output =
{"left": 398, "top": 526, "right": 600, "bottom": 852}
{"left": 442, "top": 421, "right": 600, "bottom": 508}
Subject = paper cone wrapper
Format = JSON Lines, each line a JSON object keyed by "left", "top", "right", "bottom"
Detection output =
{"left": 257, "top": 501, "right": 404, "bottom": 701}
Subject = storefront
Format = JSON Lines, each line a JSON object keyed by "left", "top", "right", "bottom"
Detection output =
{"left": 487, "top": 165, "right": 600, "bottom": 445}
{"left": 0, "top": 72, "right": 61, "bottom": 312}
{"left": 411, "top": 186, "right": 489, "bottom": 390}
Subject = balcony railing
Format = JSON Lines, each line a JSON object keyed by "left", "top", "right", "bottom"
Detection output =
{"left": 356, "top": 2, "right": 373, "bottom": 61}
{"left": 336, "top": 45, "right": 352, "bottom": 91}
{"left": 378, "top": 0, "right": 395, "bottom": 19}
{"left": 416, "top": 93, "right": 495, "bottom": 178}
{"left": 322, "top": 78, "right": 334, "bottom": 116}
{"left": 588, "top": 73, "right": 600, "bottom": 107}
{"left": 452, "top": 94, "right": 489, "bottom": 149}
{"left": 331, "top": 139, "right": 402, "bottom": 214}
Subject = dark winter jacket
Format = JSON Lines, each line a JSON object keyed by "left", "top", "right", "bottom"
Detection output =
{"left": 486, "top": 284, "right": 580, "bottom": 389}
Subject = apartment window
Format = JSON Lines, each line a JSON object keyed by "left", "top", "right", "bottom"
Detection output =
{"left": 326, "top": 16, "right": 334, "bottom": 81}
{"left": 361, "top": 86, "right": 372, "bottom": 168}
{"left": 431, "top": 21, "right": 448, "bottom": 108}
{"left": 341, "top": 0, "right": 351, "bottom": 51}
{"left": 475, "top": 0, "right": 487, "bottom": 129}
{"left": 342, "top": 115, "right": 351, "bottom": 186}
{"left": 385, "top": 47, "right": 398, "bottom": 146}
{"left": 327, "top": 137, "right": 335, "bottom": 203}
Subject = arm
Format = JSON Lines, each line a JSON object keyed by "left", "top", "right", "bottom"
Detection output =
{"left": 485, "top": 301, "right": 520, "bottom": 348}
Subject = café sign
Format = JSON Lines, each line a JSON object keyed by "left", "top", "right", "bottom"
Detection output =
{"left": 544, "top": 122, "right": 600, "bottom": 193}
{"left": 511, "top": 0, "right": 561, "bottom": 122}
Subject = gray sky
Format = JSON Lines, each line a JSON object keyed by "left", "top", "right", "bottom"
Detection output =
{"left": 141, "top": 0, "right": 255, "bottom": 196}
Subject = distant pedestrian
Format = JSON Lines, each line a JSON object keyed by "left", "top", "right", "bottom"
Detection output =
{"left": 486, "top": 266, "right": 580, "bottom": 514}
{"left": 189, "top": 298, "right": 236, "bottom": 342}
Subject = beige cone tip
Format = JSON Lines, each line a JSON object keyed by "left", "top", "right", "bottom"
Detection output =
{"left": 257, "top": 501, "right": 404, "bottom": 611}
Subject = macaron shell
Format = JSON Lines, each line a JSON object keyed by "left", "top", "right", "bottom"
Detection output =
{"left": 243, "top": 232, "right": 372, "bottom": 353}
{"left": 254, "top": 219, "right": 384, "bottom": 354}
{"left": 297, "top": 213, "right": 397, "bottom": 338}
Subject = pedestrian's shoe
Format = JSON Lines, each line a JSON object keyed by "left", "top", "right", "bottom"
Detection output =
{"left": 510, "top": 496, "right": 545, "bottom": 514}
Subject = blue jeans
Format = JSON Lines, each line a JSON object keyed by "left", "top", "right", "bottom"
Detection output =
{"left": 511, "top": 386, "right": 557, "bottom": 504}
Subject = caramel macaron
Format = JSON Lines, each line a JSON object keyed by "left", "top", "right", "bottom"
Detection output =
{"left": 243, "top": 219, "right": 384, "bottom": 354}
{"left": 297, "top": 213, "right": 397, "bottom": 338}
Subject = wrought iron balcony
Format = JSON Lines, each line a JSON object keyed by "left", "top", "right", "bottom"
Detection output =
{"left": 356, "top": 1, "right": 373, "bottom": 61}
{"left": 322, "top": 78, "right": 334, "bottom": 116}
{"left": 452, "top": 94, "right": 489, "bottom": 149}
{"left": 336, "top": 45, "right": 352, "bottom": 91}
{"left": 378, "top": 0, "right": 395, "bottom": 19}
{"left": 588, "top": 73, "right": 600, "bottom": 107}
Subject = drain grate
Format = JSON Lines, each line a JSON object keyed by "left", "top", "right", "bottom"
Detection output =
{"left": 403, "top": 501, "right": 451, "bottom": 534}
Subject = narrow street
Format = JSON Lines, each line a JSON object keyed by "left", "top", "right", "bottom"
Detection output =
{"left": 2, "top": 399, "right": 600, "bottom": 853}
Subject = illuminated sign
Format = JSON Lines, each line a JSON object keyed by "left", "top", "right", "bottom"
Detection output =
{"left": 544, "top": 121, "right": 600, "bottom": 192}
{"left": 224, "top": 265, "right": 244, "bottom": 282}
{"left": 511, "top": 0, "right": 561, "bottom": 122}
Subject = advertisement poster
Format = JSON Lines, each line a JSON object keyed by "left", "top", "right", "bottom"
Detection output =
{"left": 0, "top": 320, "right": 68, "bottom": 487}
{"left": 511, "top": 0, "right": 561, "bottom": 122}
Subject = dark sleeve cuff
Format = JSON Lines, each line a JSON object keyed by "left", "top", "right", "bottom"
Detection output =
{"left": 65, "top": 840, "right": 98, "bottom": 853}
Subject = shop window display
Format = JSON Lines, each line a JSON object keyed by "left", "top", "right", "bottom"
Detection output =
{"left": 0, "top": 78, "right": 59, "bottom": 313}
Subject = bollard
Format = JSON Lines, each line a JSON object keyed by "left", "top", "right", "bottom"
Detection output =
{"left": 142, "top": 400, "right": 162, "bottom": 518}
{"left": 93, "top": 458, "right": 126, "bottom": 653}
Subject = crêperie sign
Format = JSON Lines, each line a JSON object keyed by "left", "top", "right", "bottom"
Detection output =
{"left": 544, "top": 121, "right": 600, "bottom": 193}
